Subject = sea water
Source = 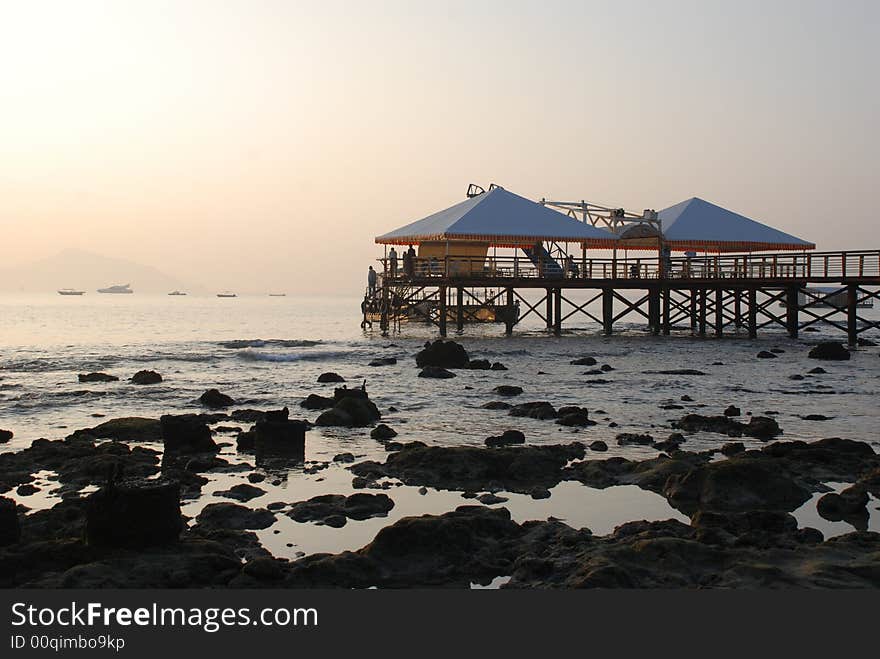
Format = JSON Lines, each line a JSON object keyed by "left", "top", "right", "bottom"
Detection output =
{"left": 1, "top": 292, "right": 878, "bottom": 556}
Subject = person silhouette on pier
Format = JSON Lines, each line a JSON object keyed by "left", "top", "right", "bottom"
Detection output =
{"left": 367, "top": 266, "right": 377, "bottom": 297}
{"left": 389, "top": 247, "right": 398, "bottom": 278}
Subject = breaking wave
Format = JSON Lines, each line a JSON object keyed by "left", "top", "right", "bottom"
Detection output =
{"left": 235, "top": 349, "right": 350, "bottom": 363}
{"left": 218, "top": 339, "right": 322, "bottom": 349}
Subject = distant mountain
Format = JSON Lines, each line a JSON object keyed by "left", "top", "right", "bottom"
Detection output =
{"left": 0, "top": 248, "right": 197, "bottom": 294}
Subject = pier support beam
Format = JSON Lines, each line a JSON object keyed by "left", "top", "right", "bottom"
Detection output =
{"left": 734, "top": 289, "right": 743, "bottom": 329}
{"left": 847, "top": 284, "right": 858, "bottom": 346}
{"left": 649, "top": 287, "right": 661, "bottom": 335}
{"left": 748, "top": 288, "right": 758, "bottom": 339}
{"left": 505, "top": 287, "right": 514, "bottom": 336}
{"left": 545, "top": 289, "right": 553, "bottom": 331}
{"left": 690, "top": 289, "right": 698, "bottom": 334}
{"left": 456, "top": 287, "right": 464, "bottom": 332}
{"left": 553, "top": 287, "right": 562, "bottom": 336}
{"left": 715, "top": 288, "right": 723, "bottom": 337}
{"left": 662, "top": 287, "right": 671, "bottom": 335}
{"left": 786, "top": 285, "right": 799, "bottom": 338}
{"left": 602, "top": 288, "right": 613, "bottom": 335}
{"left": 438, "top": 286, "right": 447, "bottom": 337}
{"left": 380, "top": 285, "right": 389, "bottom": 333}
{"left": 698, "top": 289, "right": 707, "bottom": 336}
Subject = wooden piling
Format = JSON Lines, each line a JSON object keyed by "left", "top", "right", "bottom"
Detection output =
{"left": 748, "top": 288, "right": 758, "bottom": 338}
{"left": 456, "top": 287, "right": 464, "bottom": 331}
{"left": 602, "top": 288, "right": 613, "bottom": 335}
{"left": 662, "top": 287, "right": 671, "bottom": 335}
{"left": 438, "top": 286, "right": 447, "bottom": 337}
{"left": 786, "top": 285, "right": 799, "bottom": 338}
{"left": 847, "top": 283, "right": 858, "bottom": 346}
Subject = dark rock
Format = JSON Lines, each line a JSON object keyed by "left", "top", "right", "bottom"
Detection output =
{"left": 490, "top": 362, "right": 508, "bottom": 371}
{"left": 771, "top": 348, "right": 785, "bottom": 354}
{"left": 301, "top": 394, "right": 335, "bottom": 410}
{"left": 254, "top": 414, "right": 307, "bottom": 459}
{"left": 509, "top": 402, "right": 556, "bottom": 420}
{"left": 199, "top": 389, "right": 235, "bottom": 408}
{"left": 857, "top": 338, "right": 877, "bottom": 347}
{"left": 368, "top": 357, "right": 397, "bottom": 367}
{"left": 789, "top": 374, "right": 805, "bottom": 380}
{"left": 333, "top": 453, "right": 355, "bottom": 463}
{"left": 370, "top": 424, "right": 398, "bottom": 441}
{"left": 616, "top": 433, "right": 654, "bottom": 446}
{"left": 69, "top": 417, "right": 162, "bottom": 443}
{"left": 86, "top": 478, "right": 182, "bottom": 548}
{"left": 477, "top": 493, "right": 508, "bottom": 505}
{"left": 288, "top": 493, "right": 394, "bottom": 524}
{"left": 808, "top": 342, "right": 850, "bottom": 361}
{"left": 644, "top": 369, "right": 708, "bottom": 376}
{"left": 530, "top": 487, "right": 551, "bottom": 499}
{"left": 242, "top": 557, "right": 284, "bottom": 581}
{"left": 482, "top": 401, "right": 512, "bottom": 410}
{"left": 0, "top": 429, "right": 12, "bottom": 444}
{"left": 0, "top": 496, "right": 20, "bottom": 546}
{"left": 570, "top": 357, "right": 597, "bottom": 366}
{"left": 467, "top": 359, "right": 491, "bottom": 370}
{"left": 681, "top": 395, "right": 694, "bottom": 402}
{"left": 675, "top": 414, "right": 781, "bottom": 440}
{"left": 493, "top": 385, "right": 523, "bottom": 396}
{"left": 664, "top": 458, "right": 812, "bottom": 515}
{"left": 756, "top": 351, "right": 777, "bottom": 359}
{"left": 351, "top": 442, "right": 585, "bottom": 494}
{"left": 418, "top": 366, "right": 456, "bottom": 379}
{"left": 721, "top": 442, "right": 745, "bottom": 456}
{"left": 216, "top": 483, "right": 266, "bottom": 502}
{"left": 317, "top": 372, "right": 346, "bottom": 383}
{"left": 724, "top": 405, "right": 741, "bottom": 417}
{"left": 556, "top": 410, "right": 594, "bottom": 427}
{"left": 802, "top": 414, "right": 833, "bottom": 421}
{"left": 130, "top": 370, "right": 162, "bottom": 385}
{"left": 817, "top": 485, "right": 869, "bottom": 522}
{"left": 803, "top": 327, "right": 820, "bottom": 332}
{"left": 78, "top": 372, "right": 119, "bottom": 383}
{"left": 485, "top": 430, "right": 525, "bottom": 448}
{"left": 160, "top": 414, "right": 218, "bottom": 454}
{"left": 16, "top": 483, "right": 39, "bottom": 496}
{"left": 247, "top": 472, "right": 266, "bottom": 483}
{"left": 316, "top": 388, "right": 381, "bottom": 427}
{"left": 415, "top": 340, "right": 470, "bottom": 368}
{"left": 196, "top": 503, "right": 276, "bottom": 530}
{"left": 236, "top": 430, "right": 256, "bottom": 451}
{"left": 589, "top": 440, "right": 608, "bottom": 452}
{"left": 600, "top": 364, "right": 614, "bottom": 372}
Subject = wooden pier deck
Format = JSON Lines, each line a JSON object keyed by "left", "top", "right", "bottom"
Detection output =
{"left": 365, "top": 249, "right": 880, "bottom": 345}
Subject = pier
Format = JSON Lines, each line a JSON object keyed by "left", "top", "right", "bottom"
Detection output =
{"left": 364, "top": 186, "right": 879, "bottom": 345}
{"left": 366, "top": 250, "right": 880, "bottom": 345}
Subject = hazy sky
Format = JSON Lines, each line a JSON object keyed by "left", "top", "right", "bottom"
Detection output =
{"left": 1, "top": 0, "right": 877, "bottom": 293}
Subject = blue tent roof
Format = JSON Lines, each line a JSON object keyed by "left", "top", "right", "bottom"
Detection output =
{"left": 658, "top": 197, "right": 815, "bottom": 251}
{"left": 376, "top": 187, "right": 618, "bottom": 247}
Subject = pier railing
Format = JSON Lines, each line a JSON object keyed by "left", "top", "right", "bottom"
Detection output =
{"left": 377, "top": 250, "right": 880, "bottom": 283}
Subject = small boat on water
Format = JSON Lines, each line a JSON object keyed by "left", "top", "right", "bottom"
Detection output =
{"left": 168, "top": 290, "right": 187, "bottom": 296}
{"left": 58, "top": 288, "right": 85, "bottom": 296}
{"left": 268, "top": 293, "right": 287, "bottom": 297}
{"left": 217, "top": 291, "right": 237, "bottom": 298}
{"left": 97, "top": 284, "right": 133, "bottom": 294}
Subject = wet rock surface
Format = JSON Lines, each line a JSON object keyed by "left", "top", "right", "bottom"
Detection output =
{"left": 808, "top": 342, "right": 851, "bottom": 361}
{"left": 130, "top": 370, "right": 162, "bottom": 385}
{"left": 351, "top": 442, "right": 585, "bottom": 494}
{"left": 287, "top": 493, "right": 394, "bottom": 526}
{"left": 199, "top": 389, "right": 235, "bottom": 408}
{"left": 78, "top": 372, "right": 119, "bottom": 383}
{"left": 674, "top": 413, "right": 781, "bottom": 439}
{"left": 415, "top": 340, "right": 470, "bottom": 369}
{"left": 315, "top": 387, "right": 381, "bottom": 428}
{"left": 69, "top": 417, "right": 162, "bottom": 443}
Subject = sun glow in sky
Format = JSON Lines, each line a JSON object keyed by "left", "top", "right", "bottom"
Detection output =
{"left": 0, "top": 0, "right": 877, "bottom": 293}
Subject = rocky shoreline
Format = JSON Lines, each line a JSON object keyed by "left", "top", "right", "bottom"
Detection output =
{"left": 1, "top": 339, "right": 879, "bottom": 588}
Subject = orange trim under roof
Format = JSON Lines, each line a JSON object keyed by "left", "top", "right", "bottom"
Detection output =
{"left": 579, "top": 239, "right": 817, "bottom": 252}
{"left": 377, "top": 233, "right": 619, "bottom": 249}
